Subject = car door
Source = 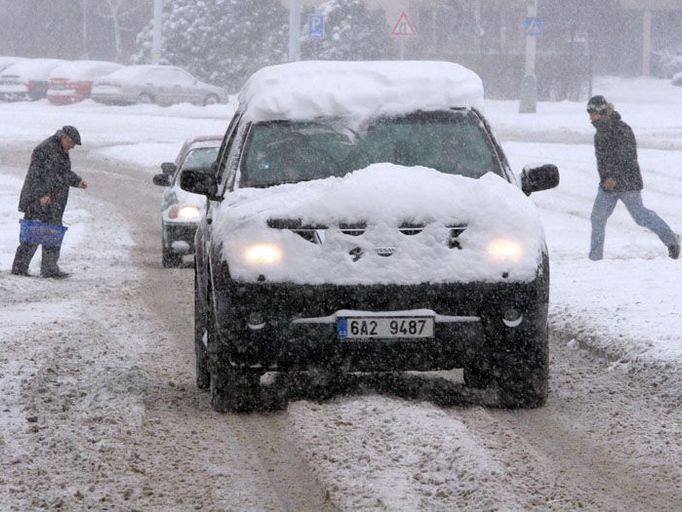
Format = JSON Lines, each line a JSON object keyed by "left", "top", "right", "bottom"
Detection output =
{"left": 166, "top": 68, "right": 198, "bottom": 105}
{"left": 197, "top": 114, "right": 242, "bottom": 300}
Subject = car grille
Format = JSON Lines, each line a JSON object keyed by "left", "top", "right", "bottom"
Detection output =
{"left": 267, "top": 218, "right": 467, "bottom": 247}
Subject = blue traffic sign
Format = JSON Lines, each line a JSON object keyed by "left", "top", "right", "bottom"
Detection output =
{"left": 524, "top": 17, "right": 543, "bottom": 37}
{"left": 308, "top": 15, "right": 325, "bottom": 39}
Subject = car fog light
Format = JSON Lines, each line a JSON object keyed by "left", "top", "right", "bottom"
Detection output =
{"left": 247, "top": 312, "right": 265, "bottom": 330}
{"left": 502, "top": 308, "right": 523, "bottom": 328}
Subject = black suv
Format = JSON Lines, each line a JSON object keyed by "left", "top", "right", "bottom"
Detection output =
{"left": 181, "top": 61, "right": 559, "bottom": 412}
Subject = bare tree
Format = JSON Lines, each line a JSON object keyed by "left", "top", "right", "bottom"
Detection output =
{"left": 97, "top": 0, "right": 149, "bottom": 62}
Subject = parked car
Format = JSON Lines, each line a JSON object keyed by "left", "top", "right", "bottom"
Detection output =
{"left": 0, "top": 58, "right": 66, "bottom": 101}
{"left": 152, "top": 135, "right": 222, "bottom": 267}
{"left": 47, "top": 60, "right": 122, "bottom": 105}
{"left": 672, "top": 72, "right": 682, "bottom": 87}
{"left": 91, "top": 65, "right": 228, "bottom": 106}
{"left": 0, "top": 56, "right": 25, "bottom": 73}
{"left": 181, "top": 61, "right": 560, "bottom": 413}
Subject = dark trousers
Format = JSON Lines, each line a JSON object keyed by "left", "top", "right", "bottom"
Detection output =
{"left": 12, "top": 242, "right": 61, "bottom": 275}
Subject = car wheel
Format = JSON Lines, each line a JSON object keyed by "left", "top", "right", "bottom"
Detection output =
{"left": 162, "top": 248, "right": 182, "bottom": 268}
{"left": 161, "top": 226, "right": 182, "bottom": 267}
{"left": 489, "top": 309, "right": 549, "bottom": 408}
{"left": 203, "top": 94, "right": 220, "bottom": 106}
{"left": 463, "top": 362, "right": 493, "bottom": 389}
{"left": 194, "top": 268, "right": 210, "bottom": 390}
{"left": 138, "top": 93, "right": 154, "bottom": 104}
{"left": 206, "top": 292, "right": 261, "bottom": 413}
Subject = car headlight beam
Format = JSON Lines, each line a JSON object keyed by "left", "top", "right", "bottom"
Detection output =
{"left": 169, "top": 205, "right": 202, "bottom": 220}
{"left": 486, "top": 238, "right": 523, "bottom": 262}
{"left": 243, "top": 243, "right": 283, "bottom": 266}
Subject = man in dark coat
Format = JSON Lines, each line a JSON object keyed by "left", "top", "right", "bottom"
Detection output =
{"left": 587, "top": 95, "right": 679, "bottom": 260}
{"left": 11, "top": 126, "right": 88, "bottom": 278}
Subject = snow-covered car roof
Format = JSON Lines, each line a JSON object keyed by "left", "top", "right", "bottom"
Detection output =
{"left": 0, "top": 58, "right": 66, "bottom": 79}
{"left": 97, "top": 64, "right": 190, "bottom": 83}
{"left": 48, "top": 60, "right": 123, "bottom": 81}
{"left": 0, "top": 56, "right": 25, "bottom": 72}
{"left": 238, "top": 60, "right": 485, "bottom": 124}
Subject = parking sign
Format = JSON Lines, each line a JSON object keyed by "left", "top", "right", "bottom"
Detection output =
{"left": 308, "top": 15, "right": 325, "bottom": 39}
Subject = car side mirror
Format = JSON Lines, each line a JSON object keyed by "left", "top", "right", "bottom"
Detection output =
{"left": 161, "top": 162, "right": 176, "bottom": 174}
{"left": 152, "top": 173, "right": 171, "bottom": 187}
{"left": 521, "top": 164, "right": 560, "bottom": 195}
{"left": 180, "top": 168, "right": 219, "bottom": 199}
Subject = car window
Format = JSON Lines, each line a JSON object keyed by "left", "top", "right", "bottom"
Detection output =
{"left": 171, "top": 147, "right": 219, "bottom": 184}
{"left": 147, "top": 69, "right": 172, "bottom": 84}
{"left": 240, "top": 111, "right": 502, "bottom": 188}
{"left": 181, "top": 147, "right": 219, "bottom": 170}
{"left": 216, "top": 114, "right": 243, "bottom": 194}
{"left": 170, "top": 69, "right": 195, "bottom": 85}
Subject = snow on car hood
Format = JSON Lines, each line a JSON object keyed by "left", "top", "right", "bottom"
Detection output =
{"left": 214, "top": 164, "right": 546, "bottom": 285}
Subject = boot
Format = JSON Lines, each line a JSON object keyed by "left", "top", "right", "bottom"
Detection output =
{"left": 11, "top": 243, "right": 37, "bottom": 276}
{"left": 41, "top": 246, "right": 70, "bottom": 278}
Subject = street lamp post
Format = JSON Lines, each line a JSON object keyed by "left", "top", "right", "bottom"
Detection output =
{"left": 152, "top": 0, "right": 163, "bottom": 64}
{"left": 82, "top": 0, "right": 88, "bottom": 59}
{"left": 519, "top": 0, "right": 538, "bottom": 113}
{"left": 289, "top": 0, "right": 301, "bottom": 62}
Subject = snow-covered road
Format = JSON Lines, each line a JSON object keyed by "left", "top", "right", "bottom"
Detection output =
{"left": 1, "top": 76, "right": 681, "bottom": 510}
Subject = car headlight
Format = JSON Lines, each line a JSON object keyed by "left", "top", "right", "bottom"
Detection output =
{"left": 169, "top": 205, "right": 201, "bottom": 220}
{"left": 243, "top": 243, "right": 283, "bottom": 266}
{"left": 486, "top": 238, "right": 523, "bottom": 262}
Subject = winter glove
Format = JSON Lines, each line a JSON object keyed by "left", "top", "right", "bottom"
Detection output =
{"left": 602, "top": 178, "right": 617, "bottom": 191}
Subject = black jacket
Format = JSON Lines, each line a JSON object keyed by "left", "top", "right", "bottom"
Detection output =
{"left": 593, "top": 111, "right": 643, "bottom": 192}
{"left": 18, "top": 134, "right": 82, "bottom": 224}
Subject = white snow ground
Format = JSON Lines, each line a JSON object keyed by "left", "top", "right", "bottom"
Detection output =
{"left": 1, "top": 76, "right": 680, "bottom": 364}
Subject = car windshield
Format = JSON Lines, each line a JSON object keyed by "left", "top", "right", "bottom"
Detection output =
{"left": 241, "top": 110, "right": 502, "bottom": 188}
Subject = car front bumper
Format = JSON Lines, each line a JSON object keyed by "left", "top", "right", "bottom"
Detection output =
{"left": 211, "top": 276, "right": 548, "bottom": 372}
{"left": 163, "top": 221, "right": 199, "bottom": 253}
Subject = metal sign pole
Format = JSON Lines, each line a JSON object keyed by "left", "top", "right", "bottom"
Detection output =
{"left": 152, "top": 0, "right": 163, "bottom": 64}
{"left": 289, "top": 0, "right": 301, "bottom": 62}
{"left": 519, "top": 0, "right": 538, "bottom": 113}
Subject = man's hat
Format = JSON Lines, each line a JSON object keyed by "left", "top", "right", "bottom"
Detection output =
{"left": 586, "top": 95, "right": 608, "bottom": 114}
{"left": 61, "top": 125, "right": 81, "bottom": 145}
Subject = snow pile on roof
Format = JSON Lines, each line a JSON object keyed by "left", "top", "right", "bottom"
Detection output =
{"left": 239, "top": 61, "right": 484, "bottom": 123}
{"left": 215, "top": 164, "right": 544, "bottom": 285}
{"left": 96, "top": 65, "right": 170, "bottom": 82}
{"left": 49, "top": 61, "right": 122, "bottom": 80}
{"left": 0, "top": 59, "right": 65, "bottom": 79}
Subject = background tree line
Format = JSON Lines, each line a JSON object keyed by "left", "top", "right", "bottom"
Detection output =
{"left": 1, "top": 0, "right": 681, "bottom": 98}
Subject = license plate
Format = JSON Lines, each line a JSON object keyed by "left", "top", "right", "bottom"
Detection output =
{"left": 337, "top": 317, "right": 434, "bottom": 339}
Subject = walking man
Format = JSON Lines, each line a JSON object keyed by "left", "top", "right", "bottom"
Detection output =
{"left": 587, "top": 95, "right": 679, "bottom": 260}
{"left": 11, "top": 126, "right": 88, "bottom": 278}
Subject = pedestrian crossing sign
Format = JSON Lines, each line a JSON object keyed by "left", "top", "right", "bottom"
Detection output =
{"left": 391, "top": 11, "right": 417, "bottom": 37}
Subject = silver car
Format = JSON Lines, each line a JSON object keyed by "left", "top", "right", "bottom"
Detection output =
{"left": 152, "top": 135, "right": 223, "bottom": 267}
{"left": 91, "top": 65, "right": 228, "bottom": 106}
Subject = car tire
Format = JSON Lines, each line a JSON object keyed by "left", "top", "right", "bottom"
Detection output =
{"left": 203, "top": 94, "right": 220, "bottom": 106}
{"left": 138, "top": 93, "right": 154, "bottom": 104}
{"left": 194, "top": 269, "right": 210, "bottom": 390}
{"left": 488, "top": 310, "right": 549, "bottom": 409}
{"left": 206, "top": 294, "right": 261, "bottom": 413}
{"left": 162, "top": 244, "right": 182, "bottom": 268}
{"left": 161, "top": 229, "right": 182, "bottom": 268}
{"left": 463, "top": 362, "right": 493, "bottom": 389}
